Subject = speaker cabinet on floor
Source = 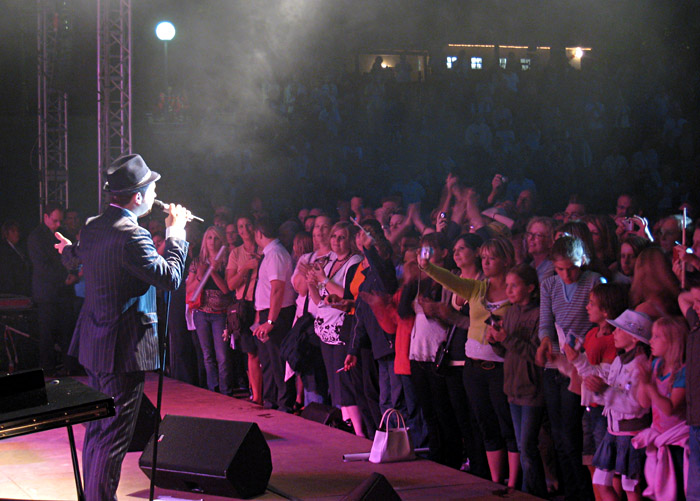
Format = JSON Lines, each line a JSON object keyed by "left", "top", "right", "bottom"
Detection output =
{"left": 139, "top": 414, "right": 272, "bottom": 499}
{"left": 128, "top": 394, "right": 159, "bottom": 452}
{"left": 301, "top": 402, "right": 352, "bottom": 432}
{"left": 340, "top": 472, "right": 402, "bottom": 501}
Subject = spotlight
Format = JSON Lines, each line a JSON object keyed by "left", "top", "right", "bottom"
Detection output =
{"left": 155, "top": 22, "right": 176, "bottom": 90}
{"left": 574, "top": 47, "right": 584, "bottom": 59}
{"left": 155, "top": 21, "right": 176, "bottom": 41}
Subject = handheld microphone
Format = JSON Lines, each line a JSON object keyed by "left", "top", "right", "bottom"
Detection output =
{"left": 153, "top": 199, "right": 204, "bottom": 223}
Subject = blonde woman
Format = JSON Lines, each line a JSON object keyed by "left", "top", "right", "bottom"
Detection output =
{"left": 186, "top": 226, "right": 233, "bottom": 395}
{"left": 419, "top": 237, "right": 519, "bottom": 490}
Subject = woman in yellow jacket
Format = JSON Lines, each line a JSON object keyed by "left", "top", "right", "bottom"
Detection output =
{"left": 418, "top": 237, "right": 519, "bottom": 492}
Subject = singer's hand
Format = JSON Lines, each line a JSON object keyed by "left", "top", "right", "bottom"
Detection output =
{"left": 165, "top": 203, "right": 191, "bottom": 230}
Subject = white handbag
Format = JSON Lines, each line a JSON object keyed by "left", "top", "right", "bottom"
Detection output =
{"left": 369, "top": 408, "right": 415, "bottom": 463}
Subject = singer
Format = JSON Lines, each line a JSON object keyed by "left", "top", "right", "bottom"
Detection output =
{"left": 55, "top": 153, "right": 190, "bottom": 500}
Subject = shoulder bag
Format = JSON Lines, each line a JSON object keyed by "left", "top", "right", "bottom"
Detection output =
{"left": 280, "top": 294, "right": 319, "bottom": 373}
{"left": 434, "top": 324, "right": 458, "bottom": 376}
{"left": 226, "top": 248, "right": 257, "bottom": 334}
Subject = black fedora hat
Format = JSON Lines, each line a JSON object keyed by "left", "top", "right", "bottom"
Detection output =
{"left": 103, "top": 154, "right": 161, "bottom": 193}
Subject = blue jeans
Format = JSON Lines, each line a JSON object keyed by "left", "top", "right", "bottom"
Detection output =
{"left": 510, "top": 403, "right": 547, "bottom": 497}
{"left": 377, "top": 357, "right": 403, "bottom": 413}
{"left": 689, "top": 425, "right": 700, "bottom": 500}
{"left": 376, "top": 357, "right": 425, "bottom": 446}
{"left": 543, "top": 369, "right": 592, "bottom": 500}
{"left": 398, "top": 374, "right": 428, "bottom": 450}
{"left": 194, "top": 310, "right": 233, "bottom": 395}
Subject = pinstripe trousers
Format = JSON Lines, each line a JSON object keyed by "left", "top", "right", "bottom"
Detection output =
{"left": 83, "top": 370, "right": 146, "bottom": 501}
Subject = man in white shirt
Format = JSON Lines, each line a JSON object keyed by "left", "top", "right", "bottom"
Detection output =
{"left": 252, "top": 217, "right": 297, "bottom": 411}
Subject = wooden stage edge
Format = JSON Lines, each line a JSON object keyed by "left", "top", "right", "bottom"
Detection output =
{"left": 0, "top": 374, "right": 537, "bottom": 500}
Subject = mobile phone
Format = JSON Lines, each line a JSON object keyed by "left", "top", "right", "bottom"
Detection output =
{"left": 485, "top": 314, "right": 502, "bottom": 328}
{"left": 674, "top": 241, "right": 694, "bottom": 254}
{"left": 567, "top": 333, "right": 580, "bottom": 350}
{"left": 420, "top": 246, "right": 433, "bottom": 260}
{"left": 623, "top": 218, "right": 634, "bottom": 231}
{"left": 439, "top": 211, "right": 447, "bottom": 219}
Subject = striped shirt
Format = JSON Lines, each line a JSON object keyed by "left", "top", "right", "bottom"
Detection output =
{"left": 539, "top": 270, "right": 601, "bottom": 354}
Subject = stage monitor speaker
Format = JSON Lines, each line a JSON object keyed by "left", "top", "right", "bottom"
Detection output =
{"left": 139, "top": 415, "right": 271, "bottom": 499}
{"left": 128, "top": 394, "right": 159, "bottom": 452}
{"left": 340, "top": 472, "right": 402, "bottom": 501}
{"left": 0, "top": 369, "right": 47, "bottom": 411}
{"left": 300, "top": 402, "right": 352, "bottom": 432}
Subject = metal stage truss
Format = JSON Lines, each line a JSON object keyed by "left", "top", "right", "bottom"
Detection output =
{"left": 37, "top": 0, "right": 70, "bottom": 219}
{"left": 97, "top": 0, "right": 132, "bottom": 211}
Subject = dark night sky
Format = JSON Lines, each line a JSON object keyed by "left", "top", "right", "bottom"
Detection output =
{"left": 0, "top": 0, "right": 695, "bottom": 228}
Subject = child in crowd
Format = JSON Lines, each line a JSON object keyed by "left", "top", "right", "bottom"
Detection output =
{"left": 487, "top": 263, "right": 545, "bottom": 497}
{"left": 566, "top": 309, "right": 652, "bottom": 501}
{"left": 580, "top": 284, "right": 628, "bottom": 481}
{"left": 634, "top": 316, "right": 689, "bottom": 501}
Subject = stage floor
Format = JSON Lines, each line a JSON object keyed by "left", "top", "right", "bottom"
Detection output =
{"left": 0, "top": 374, "right": 536, "bottom": 500}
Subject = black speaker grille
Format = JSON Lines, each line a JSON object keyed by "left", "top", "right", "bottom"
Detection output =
{"left": 139, "top": 414, "right": 272, "bottom": 499}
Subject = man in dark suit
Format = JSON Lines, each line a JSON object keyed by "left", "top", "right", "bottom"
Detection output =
{"left": 27, "top": 202, "right": 78, "bottom": 374}
{"left": 56, "top": 154, "right": 190, "bottom": 500}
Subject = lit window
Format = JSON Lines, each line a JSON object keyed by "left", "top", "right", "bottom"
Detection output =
{"left": 446, "top": 56, "right": 458, "bottom": 69}
{"left": 520, "top": 58, "right": 531, "bottom": 71}
{"left": 499, "top": 58, "right": 507, "bottom": 69}
{"left": 471, "top": 57, "right": 483, "bottom": 70}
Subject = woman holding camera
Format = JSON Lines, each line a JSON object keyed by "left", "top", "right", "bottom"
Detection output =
{"left": 307, "top": 221, "right": 364, "bottom": 435}
{"left": 397, "top": 232, "right": 464, "bottom": 468}
{"left": 418, "top": 237, "right": 518, "bottom": 490}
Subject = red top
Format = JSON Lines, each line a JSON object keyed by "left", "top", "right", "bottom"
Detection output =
{"left": 583, "top": 325, "right": 617, "bottom": 365}
{"left": 364, "top": 290, "right": 413, "bottom": 376}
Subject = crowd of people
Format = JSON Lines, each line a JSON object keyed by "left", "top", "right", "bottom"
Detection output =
{"left": 1, "top": 49, "right": 699, "bottom": 500}
{"left": 5, "top": 168, "right": 700, "bottom": 499}
{"left": 164, "top": 48, "right": 697, "bottom": 227}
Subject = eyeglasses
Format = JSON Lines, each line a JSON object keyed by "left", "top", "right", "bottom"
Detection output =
{"left": 526, "top": 232, "right": 548, "bottom": 240}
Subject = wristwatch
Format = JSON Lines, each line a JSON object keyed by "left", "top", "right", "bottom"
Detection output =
{"left": 266, "top": 319, "right": 275, "bottom": 326}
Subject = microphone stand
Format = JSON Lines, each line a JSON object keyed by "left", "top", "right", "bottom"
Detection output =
{"left": 149, "top": 289, "right": 170, "bottom": 501}
{"left": 150, "top": 245, "right": 220, "bottom": 500}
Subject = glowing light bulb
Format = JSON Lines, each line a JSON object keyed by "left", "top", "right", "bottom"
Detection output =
{"left": 156, "top": 21, "right": 176, "bottom": 41}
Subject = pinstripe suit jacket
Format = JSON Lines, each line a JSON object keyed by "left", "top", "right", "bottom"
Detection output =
{"left": 63, "top": 205, "right": 188, "bottom": 373}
